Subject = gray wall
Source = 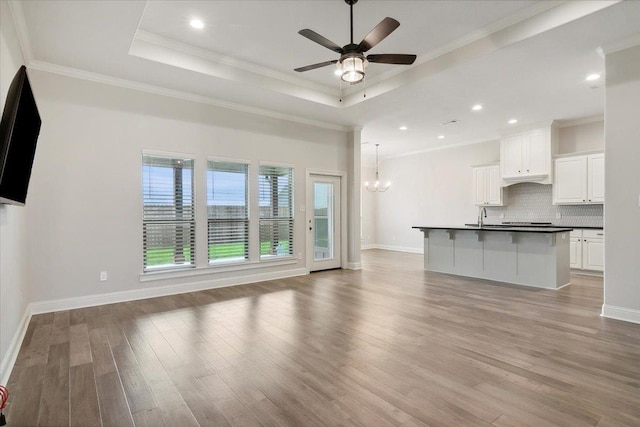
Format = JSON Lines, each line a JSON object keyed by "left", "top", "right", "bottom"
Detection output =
{"left": 373, "top": 141, "right": 501, "bottom": 252}
{"left": 24, "top": 70, "right": 350, "bottom": 304}
{"left": 0, "top": 1, "right": 30, "bottom": 383}
{"left": 604, "top": 42, "right": 640, "bottom": 321}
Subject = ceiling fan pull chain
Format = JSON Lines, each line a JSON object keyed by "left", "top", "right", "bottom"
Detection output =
{"left": 363, "top": 75, "right": 367, "bottom": 98}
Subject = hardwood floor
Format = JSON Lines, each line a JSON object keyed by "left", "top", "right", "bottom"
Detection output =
{"left": 5, "top": 249, "right": 640, "bottom": 426}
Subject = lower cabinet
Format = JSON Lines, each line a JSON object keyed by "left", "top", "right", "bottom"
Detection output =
{"left": 570, "top": 229, "right": 604, "bottom": 271}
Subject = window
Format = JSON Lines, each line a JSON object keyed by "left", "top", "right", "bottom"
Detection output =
{"left": 259, "top": 165, "right": 294, "bottom": 259}
{"left": 142, "top": 155, "right": 195, "bottom": 271}
{"left": 207, "top": 160, "right": 249, "bottom": 264}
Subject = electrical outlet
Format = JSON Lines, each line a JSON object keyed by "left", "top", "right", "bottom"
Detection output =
{"left": 100, "top": 271, "right": 108, "bottom": 282}
{"left": 499, "top": 213, "right": 505, "bottom": 219}
{"left": 556, "top": 212, "right": 562, "bottom": 219}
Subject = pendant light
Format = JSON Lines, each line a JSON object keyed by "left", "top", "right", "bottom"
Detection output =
{"left": 364, "top": 144, "right": 390, "bottom": 192}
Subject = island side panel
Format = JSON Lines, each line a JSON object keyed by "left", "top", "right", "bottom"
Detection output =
{"left": 555, "top": 232, "right": 571, "bottom": 288}
{"left": 424, "top": 230, "right": 455, "bottom": 272}
{"left": 452, "top": 230, "right": 483, "bottom": 276}
{"left": 483, "top": 232, "right": 519, "bottom": 283}
{"left": 516, "top": 233, "right": 558, "bottom": 289}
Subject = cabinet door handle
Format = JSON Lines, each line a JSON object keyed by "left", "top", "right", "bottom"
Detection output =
{"left": 583, "top": 200, "right": 585, "bottom": 202}
{"left": 518, "top": 170, "right": 521, "bottom": 173}
{"left": 597, "top": 233, "right": 603, "bottom": 236}
{"left": 527, "top": 169, "right": 530, "bottom": 172}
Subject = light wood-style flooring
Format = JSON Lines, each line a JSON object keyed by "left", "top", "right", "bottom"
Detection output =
{"left": 5, "top": 249, "right": 640, "bottom": 426}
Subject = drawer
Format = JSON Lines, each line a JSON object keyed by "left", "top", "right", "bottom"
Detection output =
{"left": 583, "top": 229, "right": 604, "bottom": 239}
{"left": 570, "top": 229, "right": 583, "bottom": 238}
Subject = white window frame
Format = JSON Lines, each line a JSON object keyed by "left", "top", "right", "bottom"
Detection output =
{"left": 207, "top": 158, "right": 251, "bottom": 266}
{"left": 258, "top": 163, "right": 295, "bottom": 261}
{"left": 142, "top": 151, "right": 196, "bottom": 272}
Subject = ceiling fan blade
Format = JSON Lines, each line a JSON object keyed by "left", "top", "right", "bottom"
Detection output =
{"left": 298, "top": 29, "right": 344, "bottom": 54}
{"left": 358, "top": 17, "right": 400, "bottom": 52}
{"left": 367, "top": 54, "right": 417, "bottom": 65}
{"left": 294, "top": 60, "right": 338, "bottom": 72}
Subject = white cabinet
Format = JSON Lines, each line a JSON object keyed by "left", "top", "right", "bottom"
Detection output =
{"left": 570, "top": 229, "right": 604, "bottom": 271}
{"left": 569, "top": 231, "right": 582, "bottom": 269}
{"left": 473, "top": 165, "right": 505, "bottom": 206}
{"left": 582, "top": 229, "right": 604, "bottom": 271}
{"left": 500, "top": 125, "right": 556, "bottom": 186}
{"left": 587, "top": 154, "right": 605, "bottom": 203}
{"left": 553, "top": 153, "right": 604, "bottom": 205}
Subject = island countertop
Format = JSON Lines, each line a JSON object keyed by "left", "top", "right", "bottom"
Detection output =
{"left": 412, "top": 225, "right": 573, "bottom": 233}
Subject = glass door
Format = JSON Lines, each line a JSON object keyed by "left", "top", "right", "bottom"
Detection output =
{"left": 308, "top": 175, "right": 341, "bottom": 271}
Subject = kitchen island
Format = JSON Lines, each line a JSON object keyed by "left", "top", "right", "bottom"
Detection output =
{"left": 412, "top": 225, "right": 573, "bottom": 289}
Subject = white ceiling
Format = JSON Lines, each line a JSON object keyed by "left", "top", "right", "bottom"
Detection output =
{"left": 10, "top": 1, "right": 640, "bottom": 164}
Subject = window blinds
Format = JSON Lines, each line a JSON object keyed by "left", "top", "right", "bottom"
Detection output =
{"left": 207, "top": 161, "right": 249, "bottom": 264}
{"left": 259, "top": 165, "right": 294, "bottom": 259}
{"left": 142, "top": 155, "right": 195, "bottom": 270}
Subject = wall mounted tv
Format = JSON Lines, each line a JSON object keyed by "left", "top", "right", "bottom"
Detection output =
{"left": 0, "top": 65, "right": 41, "bottom": 206}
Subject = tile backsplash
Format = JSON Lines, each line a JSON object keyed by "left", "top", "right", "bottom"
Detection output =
{"left": 484, "top": 183, "right": 603, "bottom": 227}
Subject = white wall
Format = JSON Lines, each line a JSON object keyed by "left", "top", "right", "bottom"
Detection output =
{"left": 0, "top": 1, "right": 30, "bottom": 383}
{"left": 25, "top": 70, "right": 349, "bottom": 306}
{"left": 373, "top": 141, "right": 500, "bottom": 252}
{"left": 603, "top": 42, "right": 640, "bottom": 323}
{"left": 558, "top": 121, "right": 604, "bottom": 154}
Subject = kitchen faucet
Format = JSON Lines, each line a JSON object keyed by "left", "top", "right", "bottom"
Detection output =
{"left": 479, "top": 207, "right": 487, "bottom": 227}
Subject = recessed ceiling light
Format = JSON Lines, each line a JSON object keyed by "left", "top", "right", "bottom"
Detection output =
{"left": 190, "top": 19, "right": 204, "bottom": 29}
{"left": 586, "top": 73, "right": 600, "bottom": 81}
{"left": 437, "top": 135, "right": 445, "bottom": 139}
{"left": 508, "top": 119, "right": 518, "bottom": 124}
{"left": 399, "top": 126, "right": 408, "bottom": 131}
{"left": 472, "top": 104, "right": 483, "bottom": 111}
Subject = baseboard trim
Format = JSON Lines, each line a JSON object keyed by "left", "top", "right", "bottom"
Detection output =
{"left": 0, "top": 305, "right": 32, "bottom": 386}
{"left": 601, "top": 304, "right": 640, "bottom": 324}
{"left": 361, "top": 244, "right": 376, "bottom": 250}
{"left": 367, "top": 244, "right": 424, "bottom": 254}
{"left": 345, "top": 262, "right": 362, "bottom": 270}
{"left": 30, "top": 268, "right": 307, "bottom": 315}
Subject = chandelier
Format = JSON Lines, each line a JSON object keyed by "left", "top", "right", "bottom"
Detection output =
{"left": 364, "top": 144, "right": 390, "bottom": 192}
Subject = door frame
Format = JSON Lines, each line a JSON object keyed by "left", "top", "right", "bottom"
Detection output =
{"left": 305, "top": 169, "right": 347, "bottom": 273}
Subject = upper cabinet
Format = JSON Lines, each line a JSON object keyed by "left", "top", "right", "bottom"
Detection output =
{"left": 553, "top": 152, "right": 604, "bottom": 205}
{"left": 473, "top": 164, "right": 505, "bottom": 206}
{"left": 500, "top": 123, "right": 557, "bottom": 186}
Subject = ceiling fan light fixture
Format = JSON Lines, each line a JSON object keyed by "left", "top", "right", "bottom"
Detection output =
{"left": 341, "top": 55, "right": 366, "bottom": 83}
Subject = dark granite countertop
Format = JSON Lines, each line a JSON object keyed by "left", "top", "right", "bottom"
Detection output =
{"left": 412, "top": 225, "right": 574, "bottom": 233}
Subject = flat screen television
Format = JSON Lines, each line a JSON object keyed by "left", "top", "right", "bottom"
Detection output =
{"left": 0, "top": 65, "right": 41, "bottom": 206}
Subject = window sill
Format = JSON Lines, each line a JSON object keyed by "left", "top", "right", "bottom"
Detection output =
{"left": 140, "top": 256, "right": 299, "bottom": 282}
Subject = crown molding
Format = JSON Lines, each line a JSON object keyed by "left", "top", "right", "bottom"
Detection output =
{"left": 600, "top": 33, "right": 640, "bottom": 55}
{"left": 129, "top": 30, "right": 341, "bottom": 108}
{"left": 133, "top": 30, "right": 336, "bottom": 97}
{"left": 27, "top": 60, "right": 350, "bottom": 132}
{"left": 7, "top": 0, "right": 34, "bottom": 63}
{"left": 353, "top": 0, "right": 566, "bottom": 92}
{"left": 556, "top": 115, "right": 604, "bottom": 128}
{"left": 340, "top": 0, "right": 621, "bottom": 107}
{"left": 383, "top": 136, "right": 500, "bottom": 161}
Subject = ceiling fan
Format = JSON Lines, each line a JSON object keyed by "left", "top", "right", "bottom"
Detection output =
{"left": 294, "top": 0, "right": 417, "bottom": 84}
